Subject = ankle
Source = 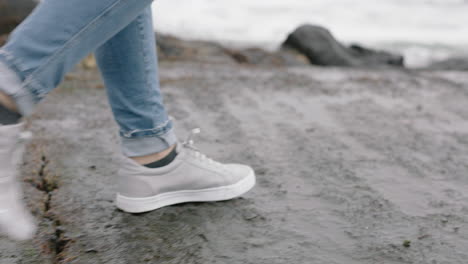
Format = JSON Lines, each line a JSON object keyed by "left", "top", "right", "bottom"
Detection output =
{"left": 0, "top": 91, "right": 18, "bottom": 113}
{"left": 130, "top": 144, "right": 177, "bottom": 165}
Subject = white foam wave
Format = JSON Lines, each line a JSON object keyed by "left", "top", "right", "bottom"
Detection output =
{"left": 152, "top": 0, "right": 468, "bottom": 67}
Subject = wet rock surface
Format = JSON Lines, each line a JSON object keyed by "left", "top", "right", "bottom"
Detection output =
{"left": 1, "top": 63, "right": 468, "bottom": 263}
{"left": 156, "top": 34, "right": 309, "bottom": 67}
{"left": 282, "top": 24, "right": 405, "bottom": 67}
{"left": 427, "top": 57, "right": 468, "bottom": 71}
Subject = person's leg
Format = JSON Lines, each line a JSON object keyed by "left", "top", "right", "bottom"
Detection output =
{"left": 1, "top": 0, "right": 255, "bottom": 226}
{"left": 93, "top": 9, "right": 256, "bottom": 214}
{"left": 95, "top": 7, "right": 177, "bottom": 162}
{"left": 0, "top": 0, "right": 154, "bottom": 240}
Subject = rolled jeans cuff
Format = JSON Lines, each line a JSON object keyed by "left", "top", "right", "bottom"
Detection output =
{"left": 121, "top": 129, "right": 178, "bottom": 157}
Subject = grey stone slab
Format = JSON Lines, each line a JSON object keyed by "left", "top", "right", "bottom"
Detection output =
{"left": 2, "top": 63, "right": 468, "bottom": 263}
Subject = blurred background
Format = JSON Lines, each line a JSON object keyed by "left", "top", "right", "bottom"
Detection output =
{"left": 152, "top": 0, "right": 468, "bottom": 67}
{"left": 2, "top": 1, "right": 468, "bottom": 263}
{"left": 1, "top": 0, "right": 467, "bottom": 68}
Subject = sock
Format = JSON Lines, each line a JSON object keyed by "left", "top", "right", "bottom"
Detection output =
{"left": 0, "top": 103, "right": 21, "bottom": 125}
{"left": 144, "top": 146, "right": 178, "bottom": 168}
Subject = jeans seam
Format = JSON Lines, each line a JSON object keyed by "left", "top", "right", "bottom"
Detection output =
{"left": 22, "top": 0, "right": 126, "bottom": 97}
{"left": 123, "top": 127, "right": 174, "bottom": 140}
{"left": 136, "top": 10, "right": 152, "bottom": 105}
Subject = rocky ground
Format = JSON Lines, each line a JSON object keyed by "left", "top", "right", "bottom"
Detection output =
{"left": 0, "top": 60, "right": 467, "bottom": 264}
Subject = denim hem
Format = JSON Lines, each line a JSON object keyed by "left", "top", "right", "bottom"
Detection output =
{"left": 121, "top": 128, "right": 178, "bottom": 157}
{"left": 120, "top": 118, "right": 174, "bottom": 138}
{"left": 23, "top": 77, "right": 49, "bottom": 101}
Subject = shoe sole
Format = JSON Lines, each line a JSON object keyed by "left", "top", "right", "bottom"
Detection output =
{"left": 115, "top": 171, "right": 256, "bottom": 213}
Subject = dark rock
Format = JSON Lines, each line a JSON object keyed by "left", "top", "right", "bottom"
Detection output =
{"left": 0, "top": 0, "right": 37, "bottom": 35}
{"left": 348, "top": 44, "right": 404, "bottom": 66}
{"left": 282, "top": 24, "right": 404, "bottom": 67}
{"left": 282, "top": 25, "right": 356, "bottom": 66}
{"left": 426, "top": 57, "right": 468, "bottom": 71}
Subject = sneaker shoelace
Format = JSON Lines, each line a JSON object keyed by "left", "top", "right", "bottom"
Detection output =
{"left": 182, "top": 128, "right": 224, "bottom": 168}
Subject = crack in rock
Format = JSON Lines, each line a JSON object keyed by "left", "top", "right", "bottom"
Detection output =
{"left": 33, "top": 154, "right": 72, "bottom": 263}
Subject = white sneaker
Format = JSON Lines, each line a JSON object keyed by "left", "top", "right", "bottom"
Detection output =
{"left": 116, "top": 129, "right": 256, "bottom": 213}
{"left": 0, "top": 123, "right": 37, "bottom": 240}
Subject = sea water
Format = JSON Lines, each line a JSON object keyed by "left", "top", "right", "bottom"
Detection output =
{"left": 152, "top": 0, "right": 467, "bottom": 67}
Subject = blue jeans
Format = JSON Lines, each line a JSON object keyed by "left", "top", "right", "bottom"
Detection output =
{"left": 0, "top": 0, "right": 177, "bottom": 157}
